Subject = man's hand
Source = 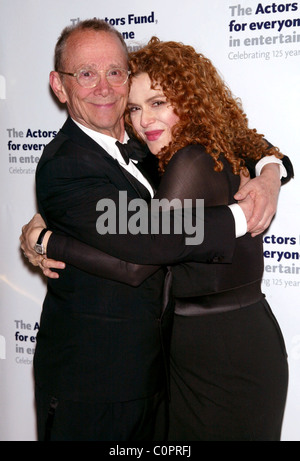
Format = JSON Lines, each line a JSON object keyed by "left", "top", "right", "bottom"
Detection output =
{"left": 235, "top": 164, "right": 281, "bottom": 237}
{"left": 20, "top": 213, "right": 65, "bottom": 278}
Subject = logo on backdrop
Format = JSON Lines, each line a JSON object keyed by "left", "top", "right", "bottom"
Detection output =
{"left": 262, "top": 234, "right": 300, "bottom": 289}
{"left": 6, "top": 128, "right": 57, "bottom": 175}
{"left": 227, "top": 2, "right": 300, "bottom": 61}
{"left": 70, "top": 11, "right": 158, "bottom": 50}
{"left": 14, "top": 320, "right": 39, "bottom": 365}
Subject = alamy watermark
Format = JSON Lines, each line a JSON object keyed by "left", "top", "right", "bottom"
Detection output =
{"left": 96, "top": 191, "right": 204, "bottom": 245}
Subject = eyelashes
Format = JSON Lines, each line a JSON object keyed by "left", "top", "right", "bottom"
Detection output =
{"left": 128, "top": 100, "right": 167, "bottom": 113}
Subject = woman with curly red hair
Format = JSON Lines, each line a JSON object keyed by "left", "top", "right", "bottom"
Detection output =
{"left": 124, "top": 38, "right": 288, "bottom": 440}
{"left": 127, "top": 37, "right": 282, "bottom": 176}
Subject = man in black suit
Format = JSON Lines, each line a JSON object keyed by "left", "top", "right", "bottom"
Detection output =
{"left": 21, "top": 19, "right": 290, "bottom": 441}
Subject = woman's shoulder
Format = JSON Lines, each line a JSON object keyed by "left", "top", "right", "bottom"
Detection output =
{"left": 172, "top": 144, "right": 236, "bottom": 175}
{"left": 168, "top": 144, "right": 215, "bottom": 170}
{"left": 176, "top": 143, "right": 207, "bottom": 157}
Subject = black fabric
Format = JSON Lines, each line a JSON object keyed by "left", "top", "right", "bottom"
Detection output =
{"left": 156, "top": 146, "right": 264, "bottom": 297}
{"left": 168, "top": 299, "right": 288, "bottom": 441}
{"left": 36, "top": 387, "right": 167, "bottom": 441}
{"left": 115, "top": 138, "right": 149, "bottom": 164}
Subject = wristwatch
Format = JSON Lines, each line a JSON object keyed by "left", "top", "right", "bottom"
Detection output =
{"left": 34, "top": 228, "right": 49, "bottom": 255}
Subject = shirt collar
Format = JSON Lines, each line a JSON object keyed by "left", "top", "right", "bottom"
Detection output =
{"left": 72, "top": 119, "right": 130, "bottom": 165}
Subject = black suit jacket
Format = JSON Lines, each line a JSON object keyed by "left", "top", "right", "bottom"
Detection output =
{"left": 34, "top": 117, "right": 236, "bottom": 403}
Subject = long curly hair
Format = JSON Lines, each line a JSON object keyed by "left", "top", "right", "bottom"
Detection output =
{"left": 126, "top": 37, "right": 282, "bottom": 174}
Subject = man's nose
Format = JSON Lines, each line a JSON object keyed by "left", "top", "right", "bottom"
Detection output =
{"left": 93, "top": 74, "right": 111, "bottom": 95}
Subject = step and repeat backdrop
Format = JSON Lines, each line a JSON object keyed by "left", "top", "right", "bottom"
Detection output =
{"left": 0, "top": 0, "right": 299, "bottom": 441}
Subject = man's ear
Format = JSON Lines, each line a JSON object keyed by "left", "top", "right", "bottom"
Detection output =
{"left": 49, "top": 71, "right": 68, "bottom": 104}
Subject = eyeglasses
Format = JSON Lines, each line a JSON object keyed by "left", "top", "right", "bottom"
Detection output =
{"left": 58, "top": 67, "right": 131, "bottom": 88}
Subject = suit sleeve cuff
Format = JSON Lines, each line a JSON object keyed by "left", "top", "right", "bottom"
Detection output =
{"left": 255, "top": 155, "right": 287, "bottom": 179}
{"left": 228, "top": 203, "right": 247, "bottom": 238}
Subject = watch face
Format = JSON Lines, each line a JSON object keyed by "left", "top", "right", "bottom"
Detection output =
{"left": 34, "top": 244, "right": 44, "bottom": 255}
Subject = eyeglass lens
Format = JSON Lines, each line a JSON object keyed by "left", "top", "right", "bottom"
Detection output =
{"left": 77, "top": 68, "right": 129, "bottom": 87}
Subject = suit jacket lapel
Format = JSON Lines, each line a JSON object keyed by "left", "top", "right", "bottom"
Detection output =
{"left": 134, "top": 161, "right": 157, "bottom": 196}
{"left": 116, "top": 162, "right": 152, "bottom": 201}
{"left": 61, "top": 118, "right": 113, "bottom": 159}
{"left": 56, "top": 117, "right": 153, "bottom": 201}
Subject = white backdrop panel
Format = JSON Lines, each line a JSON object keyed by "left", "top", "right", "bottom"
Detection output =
{"left": 0, "top": 0, "right": 299, "bottom": 441}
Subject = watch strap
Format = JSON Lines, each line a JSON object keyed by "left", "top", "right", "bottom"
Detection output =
{"left": 36, "top": 228, "right": 49, "bottom": 245}
{"left": 34, "top": 228, "right": 49, "bottom": 255}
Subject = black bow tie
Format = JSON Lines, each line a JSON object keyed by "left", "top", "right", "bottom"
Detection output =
{"left": 116, "top": 138, "right": 149, "bottom": 165}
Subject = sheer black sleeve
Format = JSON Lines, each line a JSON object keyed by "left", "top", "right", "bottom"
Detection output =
{"left": 47, "top": 234, "right": 160, "bottom": 286}
{"left": 153, "top": 145, "right": 231, "bottom": 206}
